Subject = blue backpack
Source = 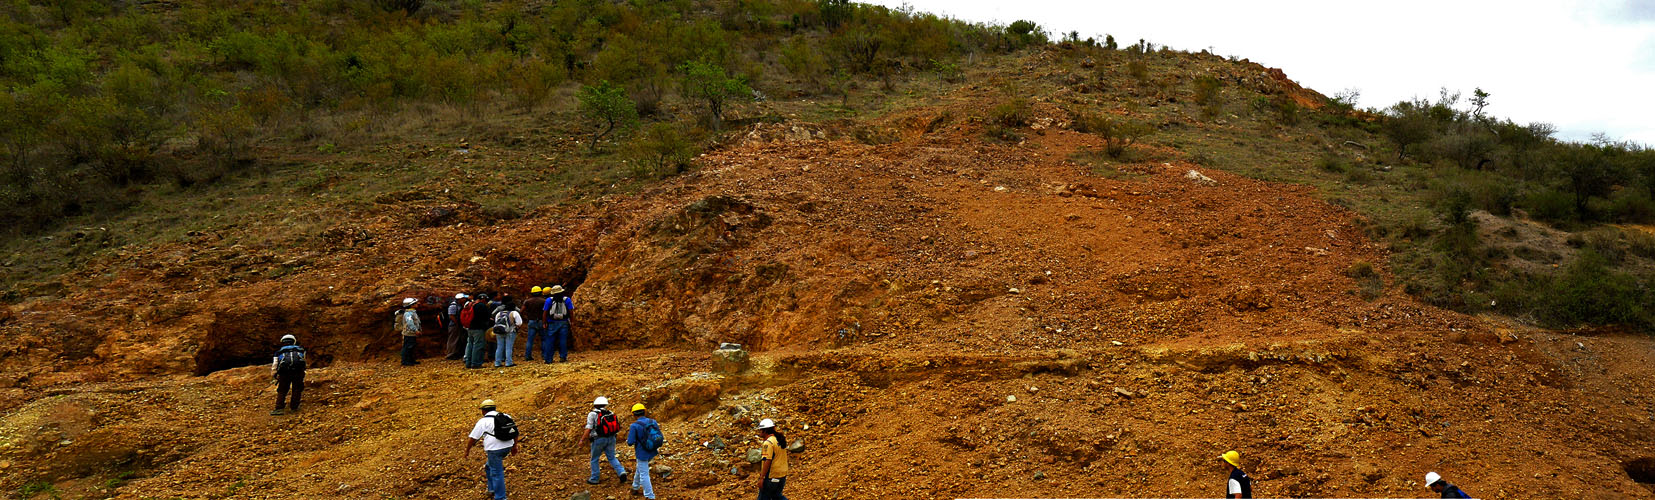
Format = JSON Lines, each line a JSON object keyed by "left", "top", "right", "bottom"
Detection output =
{"left": 643, "top": 422, "right": 664, "bottom": 452}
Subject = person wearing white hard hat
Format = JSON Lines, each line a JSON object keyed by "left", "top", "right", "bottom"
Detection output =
{"left": 578, "top": 396, "right": 628, "bottom": 485}
{"left": 755, "top": 418, "right": 791, "bottom": 500}
{"left": 270, "top": 334, "right": 306, "bottom": 415}
{"left": 395, "top": 297, "right": 422, "bottom": 366}
{"left": 466, "top": 399, "right": 519, "bottom": 500}
{"left": 443, "top": 293, "right": 468, "bottom": 360}
{"left": 1424, "top": 472, "right": 1472, "bottom": 498}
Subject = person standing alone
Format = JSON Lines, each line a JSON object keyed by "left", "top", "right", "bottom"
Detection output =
{"left": 465, "top": 399, "right": 520, "bottom": 500}
{"left": 395, "top": 297, "right": 421, "bottom": 366}
{"left": 1220, "top": 450, "right": 1253, "bottom": 498}
{"left": 577, "top": 396, "right": 628, "bottom": 485}
{"left": 270, "top": 334, "right": 306, "bottom": 415}
{"left": 756, "top": 418, "right": 790, "bottom": 500}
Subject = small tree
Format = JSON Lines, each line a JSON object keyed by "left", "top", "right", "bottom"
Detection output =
{"left": 1470, "top": 87, "right": 1490, "bottom": 121}
{"left": 577, "top": 80, "right": 638, "bottom": 148}
{"left": 1384, "top": 99, "right": 1436, "bottom": 160}
{"left": 678, "top": 61, "right": 752, "bottom": 129}
{"left": 1074, "top": 112, "right": 1151, "bottom": 158}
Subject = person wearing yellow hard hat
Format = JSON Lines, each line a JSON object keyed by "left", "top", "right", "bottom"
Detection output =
{"left": 522, "top": 286, "right": 548, "bottom": 362}
{"left": 465, "top": 399, "right": 519, "bottom": 500}
{"left": 1220, "top": 450, "right": 1252, "bottom": 498}
{"left": 625, "top": 403, "right": 662, "bottom": 499}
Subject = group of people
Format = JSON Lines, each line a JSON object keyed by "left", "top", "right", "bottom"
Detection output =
{"left": 1220, "top": 450, "right": 1472, "bottom": 499}
{"left": 464, "top": 397, "right": 792, "bottom": 500}
{"left": 389, "top": 285, "right": 577, "bottom": 368}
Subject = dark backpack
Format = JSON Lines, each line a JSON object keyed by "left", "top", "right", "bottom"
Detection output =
{"left": 594, "top": 409, "right": 620, "bottom": 437}
{"left": 488, "top": 412, "right": 520, "bottom": 442}
{"left": 276, "top": 347, "right": 306, "bottom": 373}
{"left": 493, "top": 309, "right": 516, "bottom": 335}
{"left": 643, "top": 422, "right": 664, "bottom": 452}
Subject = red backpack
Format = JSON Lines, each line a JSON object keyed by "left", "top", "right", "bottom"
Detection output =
{"left": 594, "top": 409, "right": 621, "bottom": 437}
{"left": 458, "top": 301, "right": 475, "bottom": 326}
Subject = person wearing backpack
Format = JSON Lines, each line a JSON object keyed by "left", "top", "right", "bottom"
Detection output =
{"left": 542, "top": 285, "right": 574, "bottom": 363}
{"left": 521, "top": 287, "right": 547, "bottom": 361}
{"left": 756, "top": 418, "right": 790, "bottom": 500}
{"left": 270, "top": 334, "right": 306, "bottom": 416}
{"left": 445, "top": 293, "right": 468, "bottom": 360}
{"left": 625, "top": 403, "right": 662, "bottom": 500}
{"left": 464, "top": 293, "right": 493, "bottom": 369}
{"left": 577, "top": 396, "right": 628, "bottom": 485}
{"left": 1220, "top": 450, "right": 1253, "bottom": 498}
{"left": 395, "top": 297, "right": 422, "bottom": 366}
{"left": 491, "top": 298, "right": 523, "bottom": 368}
{"left": 465, "top": 399, "right": 519, "bottom": 500}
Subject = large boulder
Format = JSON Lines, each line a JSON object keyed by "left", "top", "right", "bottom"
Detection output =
{"left": 713, "top": 343, "right": 749, "bottom": 373}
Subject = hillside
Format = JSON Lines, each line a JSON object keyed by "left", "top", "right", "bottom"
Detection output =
{"left": 3, "top": 0, "right": 1655, "bottom": 499}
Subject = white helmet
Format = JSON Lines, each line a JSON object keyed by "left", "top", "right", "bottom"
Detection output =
{"left": 402, "top": 297, "right": 418, "bottom": 306}
{"left": 757, "top": 418, "right": 775, "bottom": 430}
{"left": 1424, "top": 472, "right": 1442, "bottom": 486}
{"left": 455, "top": 293, "right": 467, "bottom": 300}
{"left": 280, "top": 334, "right": 297, "bottom": 343}
{"left": 593, "top": 396, "right": 609, "bottom": 406}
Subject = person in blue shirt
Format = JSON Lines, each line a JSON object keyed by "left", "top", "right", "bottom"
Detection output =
{"left": 1425, "top": 472, "right": 1472, "bottom": 498}
{"left": 542, "top": 285, "right": 574, "bottom": 363}
{"left": 625, "top": 403, "right": 660, "bottom": 500}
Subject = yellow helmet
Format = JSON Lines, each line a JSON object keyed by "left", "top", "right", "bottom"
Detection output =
{"left": 631, "top": 403, "right": 647, "bottom": 413}
{"left": 1220, "top": 450, "right": 1241, "bottom": 467}
{"left": 530, "top": 286, "right": 543, "bottom": 294}
{"left": 480, "top": 399, "right": 496, "bottom": 409}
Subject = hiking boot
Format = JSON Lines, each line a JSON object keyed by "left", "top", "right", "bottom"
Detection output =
{"left": 270, "top": 409, "right": 284, "bottom": 415}
{"left": 619, "top": 472, "right": 630, "bottom": 484}
{"left": 586, "top": 479, "right": 601, "bottom": 485}
{"left": 631, "top": 487, "right": 642, "bottom": 496}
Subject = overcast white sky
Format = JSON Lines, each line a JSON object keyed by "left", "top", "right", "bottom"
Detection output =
{"left": 866, "top": 0, "right": 1655, "bottom": 145}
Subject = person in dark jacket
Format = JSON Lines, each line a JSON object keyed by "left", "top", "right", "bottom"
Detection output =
{"left": 1425, "top": 472, "right": 1472, "bottom": 498}
{"left": 445, "top": 293, "right": 468, "bottom": 360}
{"left": 271, "top": 334, "right": 306, "bottom": 415}
{"left": 1220, "top": 450, "right": 1252, "bottom": 498}
{"left": 465, "top": 294, "right": 494, "bottom": 369}
{"left": 542, "top": 285, "right": 574, "bottom": 363}
{"left": 522, "top": 287, "right": 547, "bottom": 361}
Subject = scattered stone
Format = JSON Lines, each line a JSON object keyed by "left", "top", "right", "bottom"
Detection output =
{"left": 707, "top": 436, "right": 726, "bottom": 451}
{"left": 1113, "top": 387, "right": 1135, "bottom": 398}
{"left": 746, "top": 448, "right": 763, "bottom": 464}
{"left": 1184, "top": 169, "right": 1218, "bottom": 186}
{"left": 786, "top": 438, "right": 805, "bottom": 454}
{"left": 731, "top": 466, "right": 742, "bottom": 475}
{"left": 654, "top": 464, "right": 673, "bottom": 478}
{"left": 1006, "top": 395, "right": 1018, "bottom": 403}
{"left": 1033, "top": 471, "right": 1045, "bottom": 480}
{"left": 571, "top": 491, "right": 592, "bottom": 500}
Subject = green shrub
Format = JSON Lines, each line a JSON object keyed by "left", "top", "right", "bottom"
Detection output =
{"left": 576, "top": 80, "right": 638, "bottom": 148}
{"left": 1607, "top": 188, "right": 1655, "bottom": 223}
{"left": 1523, "top": 188, "right": 1577, "bottom": 224}
{"left": 1193, "top": 75, "right": 1222, "bottom": 117}
{"left": 1537, "top": 249, "right": 1651, "bottom": 329}
{"left": 1271, "top": 94, "right": 1299, "bottom": 126}
{"left": 989, "top": 97, "right": 1030, "bottom": 127}
{"left": 1316, "top": 155, "right": 1347, "bottom": 173}
{"left": 1073, "top": 112, "right": 1151, "bottom": 159}
{"left": 678, "top": 60, "right": 752, "bottom": 129}
{"left": 628, "top": 122, "right": 698, "bottom": 177}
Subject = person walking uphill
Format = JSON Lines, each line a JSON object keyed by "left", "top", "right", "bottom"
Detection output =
{"left": 543, "top": 285, "right": 573, "bottom": 363}
{"left": 395, "top": 297, "right": 421, "bottom": 366}
{"left": 522, "top": 287, "right": 547, "bottom": 361}
{"left": 465, "top": 399, "right": 520, "bottom": 500}
{"left": 625, "top": 404, "right": 663, "bottom": 499}
{"left": 492, "top": 298, "right": 522, "bottom": 368}
{"left": 577, "top": 397, "right": 628, "bottom": 485}
{"left": 270, "top": 335, "right": 306, "bottom": 415}
{"left": 464, "top": 293, "right": 493, "bottom": 369}
{"left": 1220, "top": 450, "right": 1253, "bottom": 499}
{"left": 756, "top": 418, "right": 790, "bottom": 500}
{"left": 1424, "top": 472, "right": 1472, "bottom": 498}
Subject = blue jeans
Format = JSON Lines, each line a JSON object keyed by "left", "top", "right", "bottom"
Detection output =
{"left": 758, "top": 476, "right": 788, "bottom": 500}
{"left": 546, "top": 320, "right": 570, "bottom": 362}
{"left": 633, "top": 458, "right": 655, "bottom": 499}
{"left": 522, "top": 321, "right": 543, "bottom": 358}
{"left": 588, "top": 436, "right": 626, "bottom": 482}
{"left": 493, "top": 332, "right": 516, "bottom": 366}
{"left": 465, "top": 329, "right": 487, "bottom": 368}
{"left": 485, "top": 448, "right": 510, "bottom": 500}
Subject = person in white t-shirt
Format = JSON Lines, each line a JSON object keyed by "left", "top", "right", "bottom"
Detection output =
{"left": 466, "top": 400, "right": 518, "bottom": 500}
